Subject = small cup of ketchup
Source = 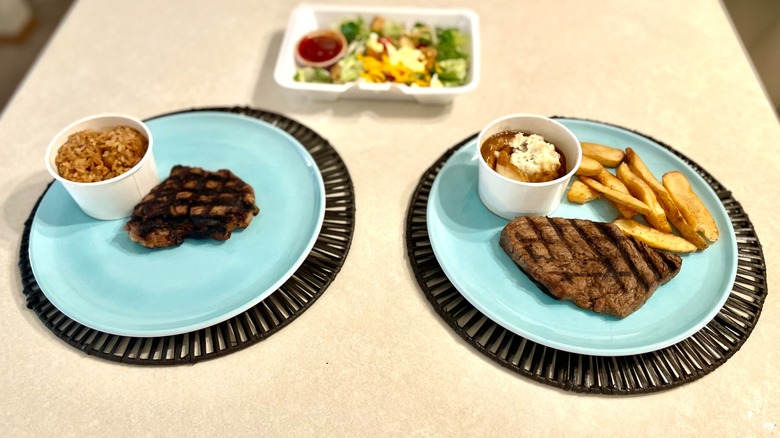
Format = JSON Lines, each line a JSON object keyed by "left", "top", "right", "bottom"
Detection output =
{"left": 295, "top": 29, "right": 348, "bottom": 68}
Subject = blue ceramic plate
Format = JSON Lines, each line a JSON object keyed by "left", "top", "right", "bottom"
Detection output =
{"left": 427, "top": 119, "right": 737, "bottom": 356}
{"left": 29, "top": 112, "right": 325, "bottom": 337}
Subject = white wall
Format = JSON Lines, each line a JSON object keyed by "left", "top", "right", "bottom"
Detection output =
{"left": 723, "top": 0, "right": 780, "bottom": 112}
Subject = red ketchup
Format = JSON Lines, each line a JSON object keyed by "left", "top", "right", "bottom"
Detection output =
{"left": 296, "top": 30, "right": 346, "bottom": 67}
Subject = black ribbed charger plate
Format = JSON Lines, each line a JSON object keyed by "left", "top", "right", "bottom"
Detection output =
{"left": 19, "top": 106, "right": 355, "bottom": 365}
{"left": 405, "top": 118, "right": 767, "bottom": 394}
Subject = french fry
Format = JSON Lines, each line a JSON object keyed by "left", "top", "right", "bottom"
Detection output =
{"left": 624, "top": 148, "right": 668, "bottom": 194}
{"left": 594, "top": 168, "right": 637, "bottom": 218}
{"left": 576, "top": 155, "right": 603, "bottom": 177}
{"left": 624, "top": 148, "right": 709, "bottom": 250}
{"left": 581, "top": 142, "right": 625, "bottom": 167}
{"left": 651, "top": 188, "right": 709, "bottom": 250}
{"left": 663, "top": 171, "right": 719, "bottom": 243}
{"left": 613, "top": 219, "right": 698, "bottom": 253}
{"left": 579, "top": 176, "right": 652, "bottom": 216}
{"left": 616, "top": 163, "right": 672, "bottom": 233}
{"left": 567, "top": 178, "right": 601, "bottom": 204}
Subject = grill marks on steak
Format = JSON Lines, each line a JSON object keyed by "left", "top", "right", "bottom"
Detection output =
{"left": 124, "top": 165, "right": 260, "bottom": 248}
{"left": 499, "top": 216, "right": 682, "bottom": 318}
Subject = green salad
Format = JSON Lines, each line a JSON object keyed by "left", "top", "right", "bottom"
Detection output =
{"left": 293, "top": 15, "right": 470, "bottom": 87}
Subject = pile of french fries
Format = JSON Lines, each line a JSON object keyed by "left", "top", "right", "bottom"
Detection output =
{"left": 567, "top": 142, "right": 719, "bottom": 253}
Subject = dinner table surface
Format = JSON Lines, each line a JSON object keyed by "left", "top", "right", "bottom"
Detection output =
{"left": 1, "top": 0, "right": 779, "bottom": 435}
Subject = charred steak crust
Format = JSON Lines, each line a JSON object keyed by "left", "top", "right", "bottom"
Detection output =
{"left": 124, "top": 165, "right": 260, "bottom": 248}
{"left": 499, "top": 216, "right": 682, "bottom": 318}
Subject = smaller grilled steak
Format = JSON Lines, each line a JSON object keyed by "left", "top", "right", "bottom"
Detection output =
{"left": 499, "top": 216, "right": 682, "bottom": 318}
{"left": 124, "top": 165, "right": 259, "bottom": 248}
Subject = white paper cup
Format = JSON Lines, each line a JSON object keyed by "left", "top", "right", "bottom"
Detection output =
{"left": 477, "top": 114, "right": 582, "bottom": 219}
{"left": 44, "top": 114, "right": 159, "bottom": 220}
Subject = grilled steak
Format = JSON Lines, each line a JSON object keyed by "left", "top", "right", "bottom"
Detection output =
{"left": 499, "top": 216, "right": 682, "bottom": 318}
{"left": 124, "top": 165, "right": 259, "bottom": 248}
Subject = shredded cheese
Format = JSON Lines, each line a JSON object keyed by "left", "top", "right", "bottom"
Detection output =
{"left": 357, "top": 54, "right": 431, "bottom": 86}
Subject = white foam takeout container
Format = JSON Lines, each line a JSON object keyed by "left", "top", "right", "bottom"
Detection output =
{"left": 274, "top": 3, "right": 480, "bottom": 105}
{"left": 44, "top": 113, "right": 159, "bottom": 220}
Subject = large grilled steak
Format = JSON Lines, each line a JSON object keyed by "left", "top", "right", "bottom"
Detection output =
{"left": 499, "top": 216, "right": 682, "bottom": 318}
{"left": 124, "top": 165, "right": 260, "bottom": 248}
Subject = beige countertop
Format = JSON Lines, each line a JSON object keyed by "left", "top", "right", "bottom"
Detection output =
{"left": 1, "top": 0, "right": 778, "bottom": 436}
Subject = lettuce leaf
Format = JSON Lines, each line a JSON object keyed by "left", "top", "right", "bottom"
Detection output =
{"left": 293, "top": 67, "right": 332, "bottom": 83}
{"left": 339, "top": 16, "right": 368, "bottom": 43}
{"left": 435, "top": 28, "right": 469, "bottom": 61}
{"left": 436, "top": 58, "right": 468, "bottom": 86}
